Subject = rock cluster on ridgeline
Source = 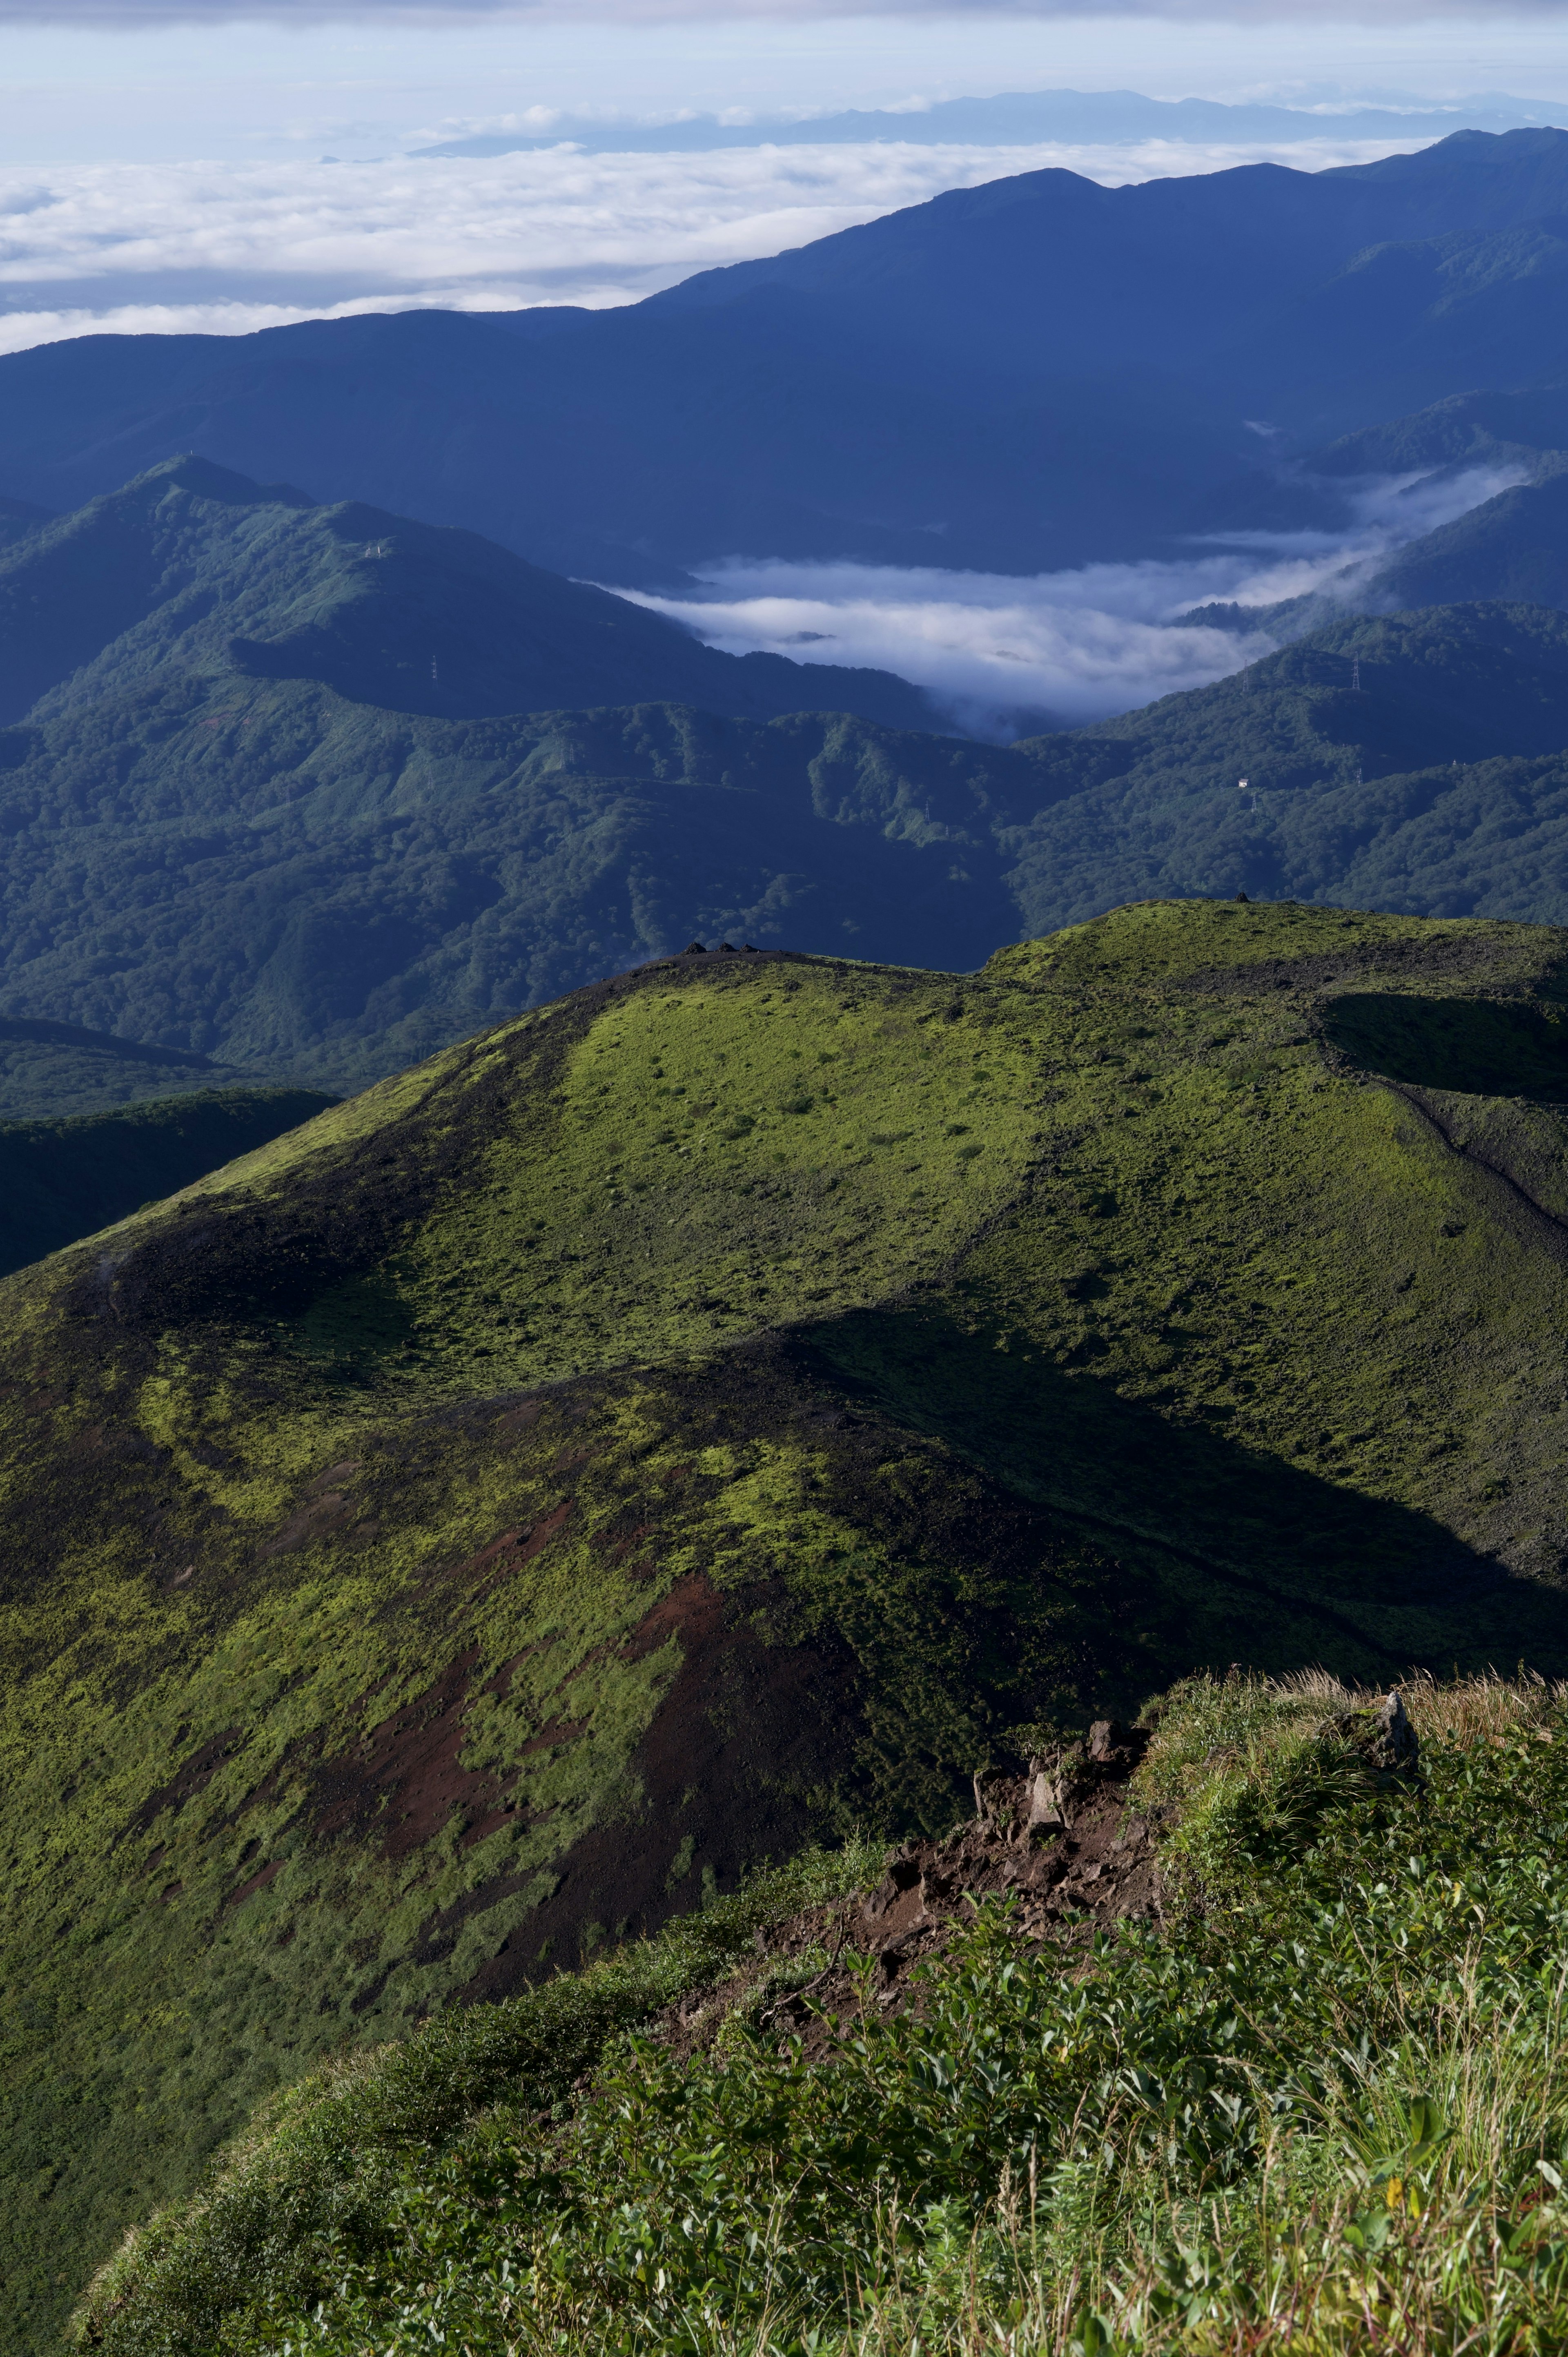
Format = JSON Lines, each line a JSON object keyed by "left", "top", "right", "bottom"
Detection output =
{"left": 1320, "top": 1688, "right": 1420, "bottom": 1773}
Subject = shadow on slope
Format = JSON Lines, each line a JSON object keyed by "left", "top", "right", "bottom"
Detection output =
{"left": 1324, "top": 991, "right": 1568, "bottom": 1097}
{"left": 0, "top": 1086, "right": 338, "bottom": 1279}
{"left": 802, "top": 1302, "right": 1550, "bottom": 1684}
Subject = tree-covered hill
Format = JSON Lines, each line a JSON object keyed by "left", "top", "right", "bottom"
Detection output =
{"left": 1011, "top": 604, "right": 1568, "bottom": 928}
{"left": 0, "top": 456, "right": 935, "bottom": 733}
{"left": 7, "top": 897, "right": 1568, "bottom": 2343}
{"left": 9, "top": 592, "right": 1568, "bottom": 1100}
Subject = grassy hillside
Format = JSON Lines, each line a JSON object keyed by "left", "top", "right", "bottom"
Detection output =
{"left": 80, "top": 1671, "right": 1568, "bottom": 2356}
{"left": 6, "top": 898, "right": 1568, "bottom": 2343}
{"left": 11, "top": 599, "right": 1568, "bottom": 1102}
{"left": 0, "top": 1087, "right": 337, "bottom": 1278}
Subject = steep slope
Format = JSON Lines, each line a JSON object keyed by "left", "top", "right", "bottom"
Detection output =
{"left": 81, "top": 1672, "right": 1568, "bottom": 2357}
{"left": 1, "top": 134, "right": 1567, "bottom": 578}
{"left": 7, "top": 901, "right": 1568, "bottom": 2343}
{"left": 1350, "top": 465, "right": 1568, "bottom": 613}
{"left": 0, "top": 1086, "right": 336, "bottom": 1278}
{"left": 0, "top": 456, "right": 935, "bottom": 732}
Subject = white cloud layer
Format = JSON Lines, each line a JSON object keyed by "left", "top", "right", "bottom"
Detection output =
{"left": 608, "top": 469, "right": 1523, "bottom": 734}
{"left": 0, "top": 132, "right": 1441, "bottom": 351}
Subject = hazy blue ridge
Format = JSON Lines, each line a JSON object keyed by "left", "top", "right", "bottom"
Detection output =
{"left": 4, "top": 133, "right": 1568, "bottom": 580}
{"left": 410, "top": 85, "right": 1568, "bottom": 157}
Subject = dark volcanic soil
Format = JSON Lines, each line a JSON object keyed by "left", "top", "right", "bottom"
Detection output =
{"left": 646, "top": 1721, "right": 1165, "bottom": 2065}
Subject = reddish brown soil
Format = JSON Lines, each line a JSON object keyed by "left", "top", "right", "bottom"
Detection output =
{"left": 645, "top": 1724, "right": 1165, "bottom": 2064}
{"left": 463, "top": 1568, "right": 860, "bottom": 2000}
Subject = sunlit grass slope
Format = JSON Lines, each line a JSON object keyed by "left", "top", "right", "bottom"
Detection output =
{"left": 7, "top": 900, "right": 1568, "bottom": 2346}
{"left": 99, "top": 1670, "right": 1568, "bottom": 2357}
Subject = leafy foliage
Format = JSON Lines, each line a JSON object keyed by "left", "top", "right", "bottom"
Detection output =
{"left": 83, "top": 1673, "right": 1568, "bottom": 2357}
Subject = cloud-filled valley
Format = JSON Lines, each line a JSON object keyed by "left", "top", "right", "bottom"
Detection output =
{"left": 614, "top": 466, "right": 1528, "bottom": 734}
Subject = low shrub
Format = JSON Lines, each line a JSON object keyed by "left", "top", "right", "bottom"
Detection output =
{"left": 83, "top": 1674, "right": 1568, "bottom": 2355}
{"left": 74, "top": 1843, "right": 883, "bottom": 2356}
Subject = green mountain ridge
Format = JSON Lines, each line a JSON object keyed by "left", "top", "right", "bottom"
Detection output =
{"left": 0, "top": 455, "right": 936, "bottom": 735}
{"left": 9, "top": 503, "right": 1568, "bottom": 1106}
{"left": 6, "top": 895, "right": 1568, "bottom": 2343}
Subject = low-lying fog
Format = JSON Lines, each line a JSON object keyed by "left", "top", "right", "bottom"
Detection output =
{"left": 610, "top": 466, "right": 1525, "bottom": 738}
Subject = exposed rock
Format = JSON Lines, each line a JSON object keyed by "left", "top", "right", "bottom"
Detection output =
{"left": 1322, "top": 1688, "right": 1420, "bottom": 1773}
{"left": 648, "top": 1730, "right": 1163, "bottom": 2068}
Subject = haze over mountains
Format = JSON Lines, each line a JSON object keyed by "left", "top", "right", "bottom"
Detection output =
{"left": 4, "top": 129, "right": 1568, "bottom": 586}
{"left": 414, "top": 84, "right": 1568, "bottom": 157}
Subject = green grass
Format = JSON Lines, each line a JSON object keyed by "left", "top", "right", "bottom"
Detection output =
{"left": 77, "top": 1670, "right": 1568, "bottom": 2357}
{"left": 11, "top": 899, "right": 1568, "bottom": 2347}
{"left": 72, "top": 1842, "right": 884, "bottom": 2357}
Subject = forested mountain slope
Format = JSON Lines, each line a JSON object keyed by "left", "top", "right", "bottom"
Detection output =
{"left": 7, "top": 591, "right": 1568, "bottom": 1101}
{"left": 7, "top": 898, "right": 1568, "bottom": 2344}
{"left": 0, "top": 456, "right": 933, "bottom": 731}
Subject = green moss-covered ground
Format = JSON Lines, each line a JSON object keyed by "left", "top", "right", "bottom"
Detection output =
{"left": 6, "top": 900, "right": 1568, "bottom": 2347}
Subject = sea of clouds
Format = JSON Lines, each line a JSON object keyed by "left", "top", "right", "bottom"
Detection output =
{"left": 610, "top": 468, "right": 1526, "bottom": 735}
{"left": 0, "top": 129, "right": 1436, "bottom": 352}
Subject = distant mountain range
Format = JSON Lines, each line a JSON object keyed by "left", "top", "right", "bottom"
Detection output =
{"left": 4, "top": 131, "right": 1568, "bottom": 582}
{"left": 412, "top": 85, "right": 1568, "bottom": 158}
{"left": 5, "top": 462, "right": 1568, "bottom": 1108}
{"left": 3, "top": 138, "right": 1568, "bottom": 1115}
{"left": 18, "top": 122, "right": 1568, "bottom": 2350}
